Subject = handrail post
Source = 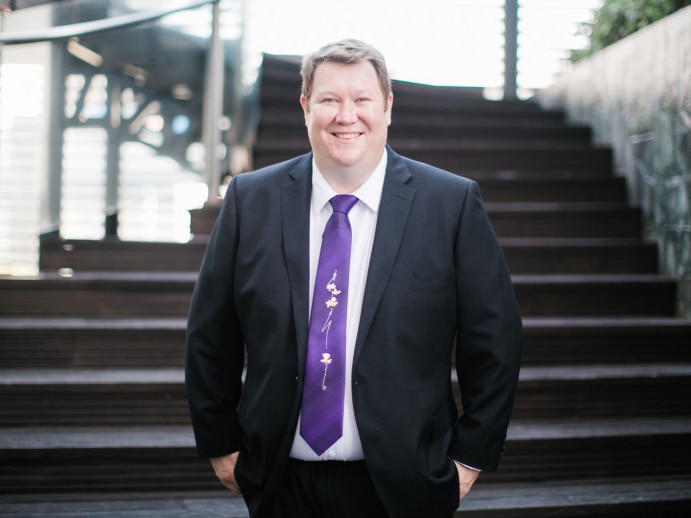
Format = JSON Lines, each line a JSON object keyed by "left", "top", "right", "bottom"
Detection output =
{"left": 105, "top": 76, "right": 120, "bottom": 237}
{"left": 43, "top": 38, "right": 65, "bottom": 237}
{"left": 504, "top": 0, "right": 518, "bottom": 100}
{"left": 202, "top": 0, "right": 224, "bottom": 203}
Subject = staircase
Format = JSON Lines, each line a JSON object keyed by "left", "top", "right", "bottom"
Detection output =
{"left": 1, "top": 54, "right": 690, "bottom": 516}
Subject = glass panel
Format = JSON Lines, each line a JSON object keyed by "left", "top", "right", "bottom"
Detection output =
{"left": 0, "top": 61, "right": 44, "bottom": 274}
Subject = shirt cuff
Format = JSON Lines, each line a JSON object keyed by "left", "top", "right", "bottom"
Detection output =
{"left": 454, "top": 460, "right": 481, "bottom": 472}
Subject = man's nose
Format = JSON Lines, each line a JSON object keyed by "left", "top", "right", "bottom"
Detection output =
{"left": 335, "top": 100, "right": 358, "bottom": 123}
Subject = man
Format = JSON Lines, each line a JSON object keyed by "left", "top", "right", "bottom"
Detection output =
{"left": 186, "top": 39, "right": 522, "bottom": 518}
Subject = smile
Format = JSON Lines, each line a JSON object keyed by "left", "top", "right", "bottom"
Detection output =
{"left": 332, "top": 132, "right": 361, "bottom": 140}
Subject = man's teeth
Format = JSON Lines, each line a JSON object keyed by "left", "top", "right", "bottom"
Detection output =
{"left": 335, "top": 133, "right": 359, "bottom": 139}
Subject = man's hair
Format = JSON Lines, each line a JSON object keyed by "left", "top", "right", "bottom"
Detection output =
{"left": 300, "top": 39, "right": 392, "bottom": 101}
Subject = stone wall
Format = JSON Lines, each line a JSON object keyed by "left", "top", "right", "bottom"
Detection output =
{"left": 538, "top": 6, "right": 691, "bottom": 318}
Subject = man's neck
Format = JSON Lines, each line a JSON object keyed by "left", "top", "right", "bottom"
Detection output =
{"left": 315, "top": 151, "right": 386, "bottom": 194}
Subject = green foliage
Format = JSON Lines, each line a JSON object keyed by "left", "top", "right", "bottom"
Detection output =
{"left": 571, "top": 0, "right": 691, "bottom": 62}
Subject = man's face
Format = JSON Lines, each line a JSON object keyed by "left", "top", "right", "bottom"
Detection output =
{"left": 301, "top": 61, "right": 393, "bottom": 178}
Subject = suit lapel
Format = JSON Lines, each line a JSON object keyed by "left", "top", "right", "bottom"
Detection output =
{"left": 354, "top": 149, "right": 415, "bottom": 365}
{"left": 282, "top": 155, "right": 313, "bottom": 374}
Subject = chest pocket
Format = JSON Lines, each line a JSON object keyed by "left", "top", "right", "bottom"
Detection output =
{"left": 411, "top": 269, "right": 455, "bottom": 291}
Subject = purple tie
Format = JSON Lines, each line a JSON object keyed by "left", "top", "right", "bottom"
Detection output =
{"left": 300, "top": 194, "right": 358, "bottom": 455}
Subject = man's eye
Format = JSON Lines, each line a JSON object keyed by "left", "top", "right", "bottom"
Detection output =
{"left": 322, "top": 98, "right": 337, "bottom": 104}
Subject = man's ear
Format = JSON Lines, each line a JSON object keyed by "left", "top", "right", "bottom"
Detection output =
{"left": 386, "top": 93, "right": 393, "bottom": 125}
{"left": 300, "top": 94, "right": 310, "bottom": 125}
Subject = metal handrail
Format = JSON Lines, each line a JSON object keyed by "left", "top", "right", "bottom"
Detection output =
{"left": 0, "top": 0, "right": 216, "bottom": 44}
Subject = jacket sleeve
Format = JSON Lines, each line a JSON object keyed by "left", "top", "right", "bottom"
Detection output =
{"left": 185, "top": 179, "right": 246, "bottom": 459}
{"left": 448, "top": 180, "right": 523, "bottom": 471}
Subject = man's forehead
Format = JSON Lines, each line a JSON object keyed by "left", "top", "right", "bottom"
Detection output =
{"left": 313, "top": 60, "right": 375, "bottom": 75}
{"left": 311, "top": 62, "right": 380, "bottom": 89}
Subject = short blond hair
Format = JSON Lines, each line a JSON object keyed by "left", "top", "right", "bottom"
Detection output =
{"left": 300, "top": 39, "right": 392, "bottom": 101}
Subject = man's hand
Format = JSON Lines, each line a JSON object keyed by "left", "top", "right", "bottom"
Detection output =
{"left": 210, "top": 452, "right": 241, "bottom": 494}
{"left": 454, "top": 461, "right": 480, "bottom": 500}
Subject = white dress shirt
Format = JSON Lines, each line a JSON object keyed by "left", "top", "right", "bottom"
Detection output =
{"left": 289, "top": 151, "right": 387, "bottom": 461}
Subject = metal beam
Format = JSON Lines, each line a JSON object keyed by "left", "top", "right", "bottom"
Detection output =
{"left": 504, "top": 0, "right": 518, "bottom": 100}
{"left": 0, "top": 0, "right": 213, "bottom": 44}
{"left": 202, "top": 0, "right": 224, "bottom": 202}
{"left": 41, "top": 38, "right": 66, "bottom": 237}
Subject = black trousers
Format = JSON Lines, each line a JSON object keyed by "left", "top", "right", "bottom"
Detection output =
{"left": 263, "top": 458, "right": 389, "bottom": 518}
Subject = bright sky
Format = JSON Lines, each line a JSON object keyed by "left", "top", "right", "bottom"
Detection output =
{"left": 2, "top": 0, "right": 603, "bottom": 89}
{"left": 241, "top": 0, "right": 603, "bottom": 91}
{"left": 153, "top": 0, "right": 602, "bottom": 93}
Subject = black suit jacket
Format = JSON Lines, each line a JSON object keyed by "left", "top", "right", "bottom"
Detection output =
{"left": 186, "top": 146, "right": 523, "bottom": 518}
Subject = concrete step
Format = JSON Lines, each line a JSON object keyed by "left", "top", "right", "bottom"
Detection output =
{"left": 0, "top": 272, "right": 196, "bottom": 317}
{"left": 38, "top": 236, "right": 207, "bottom": 274}
{"left": 455, "top": 476, "right": 691, "bottom": 517}
{"left": 2, "top": 363, "right": 689, "bottom": 426}
{"left": 38, "top": 236, "right": 658, "bottom": 275}
{"left": 0, "top": 317, "right": 187, "bottom": 368}
{"left": 0, "top": 425, "right": 214, "bottom": 494}
{"left": 0, "top": 490, "right": 249, "bottom": 518}
{"left": 1, "top": 476, "right": 690, "bottom": 517}
{"left": 492, "top": 418, "right": 691, "bottom": 483}
{"left": 520, "top": 317, "right": 691, "bottom": 365}
{"left": 487, "top": 202, "right": 643, "bottom": 238}
{"left": 478, "top": 177, "right": 627, "bottom": 202}
{"left": 512, "top": 274, "right": 677, "bottom": 317}
{"left": 509, "top": 364, "right": 691, "bottom": 419}
{"left": 2, "top": 418, "right": 690, "bottom": 493}
{"left": 0, "top": 369, "right": 189, "bottom": 426}
{"left": 468, "top": 168, "right": 620, "bottom": 180}
{"left": 39, "top": 235, "right": 206, "bottom": 274}
{"left": 500, "top": 238, "right": 658, "bottom": 274}
{"left": 190, "top": 202, "right": 222, "bottom": 236}
{"left": 3, "top": 316, "right": 690, "bottom": 370}
{"left": 0, "top": 273, "right": 677, "bottom": 317}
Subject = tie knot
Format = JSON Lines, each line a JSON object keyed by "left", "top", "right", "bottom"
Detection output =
{"left": 330, "top": 194, "right": 358, "bottom": 214}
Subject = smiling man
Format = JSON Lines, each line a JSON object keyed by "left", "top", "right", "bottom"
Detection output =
{"left": 301, "top": 57, "right": 392, "bottom": 191}
{"left": 186, "top": 39, "right": 523, "bottom": 518}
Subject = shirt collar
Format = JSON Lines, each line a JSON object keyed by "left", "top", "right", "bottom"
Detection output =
{"left": 311, "top": 150, "right": 387, "bottom": 214}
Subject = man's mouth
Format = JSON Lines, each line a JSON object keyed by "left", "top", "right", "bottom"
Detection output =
{"left": 333, "top": 132, "right": 361, "bottom": 140}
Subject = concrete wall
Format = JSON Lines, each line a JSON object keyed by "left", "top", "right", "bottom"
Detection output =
{"left": 538, "top": 6, "right": 691, "bottom": 318}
